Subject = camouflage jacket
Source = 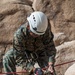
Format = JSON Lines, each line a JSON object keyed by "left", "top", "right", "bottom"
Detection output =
{"left": 13, "top": 21, "right": 56, "bottom": 63}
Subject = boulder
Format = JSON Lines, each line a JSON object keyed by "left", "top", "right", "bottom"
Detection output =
{"left": 0, "top": 0, "right": 33, "bottom": 72}
{"left": 0, "top": 2, "right": 33, "bottom": 43}
{"left": 65, "top": 63, "right": 75, "bottom": 75}
{"left": 55, "top": 40, "right": 75, "bottom": 75}
{"left": 33, "top": 0, "right": 75, "bottom": 44}
{"left": 33, "top": 0, "right": 62, "bottom": 19}
{"left": 62, "top": 0, "right": 75, "bottom": 22}
{"left": 0, "top": 3, "right": 33, "bottom": 43}
{"left": 54, "top": 33, "right": 68, "bottom": 46}
{"left": 0, "top": 0, "right": 32, "bottom": 6}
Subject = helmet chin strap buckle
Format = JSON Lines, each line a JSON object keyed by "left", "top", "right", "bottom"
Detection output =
{"left": 33, "top": 27, "right": 37, "bottom": 31}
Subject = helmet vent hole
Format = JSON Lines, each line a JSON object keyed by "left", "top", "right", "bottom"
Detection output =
{"left": 33, "top": 15, "right": 36, "bottom": 22}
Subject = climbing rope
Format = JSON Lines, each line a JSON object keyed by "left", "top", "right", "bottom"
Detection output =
{"left": 0, "top": 59, "right": 75, "bottom": 75}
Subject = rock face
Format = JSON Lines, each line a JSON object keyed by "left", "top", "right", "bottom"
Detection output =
{"left": 65, "top": 63, "right": 75, "bottom": 75}
{"left": 33, "top": 0, "right": 75, "bottom": 45}
{"left": 0, "top": 0, "right": 33, "bottom": 6}
{"left": 62, "top": 0, "right": 75, "bottom": 22}
{"left": 55, "top": 41, "right": 75, "bottom": 75}
{"left": 0, "top": 0, "right": 75, "bottom": 75}
{"left": 0, "top": 3, "right": 32, "bottom": 43}
{"left": 33, "top": 0, "right": 61, "bottom": 19}
{"left": 0, "top": 0, "right": 33, "bottom": 72}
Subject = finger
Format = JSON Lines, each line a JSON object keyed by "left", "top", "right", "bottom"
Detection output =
{"left": 48, "top": 66, "right": 53, "bottom": 73}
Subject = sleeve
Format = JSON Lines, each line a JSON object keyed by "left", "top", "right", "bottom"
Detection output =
{"left": 42, "top": 23, "right": 56, "bottom": 63}
{"left": 13, "top": 27, "right": 26, "bottom": 53}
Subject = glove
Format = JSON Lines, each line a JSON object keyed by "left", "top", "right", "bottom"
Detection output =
{"left": 48, "top": 62, "right": 54, "bottom": 73}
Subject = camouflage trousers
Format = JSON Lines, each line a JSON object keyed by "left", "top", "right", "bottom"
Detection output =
{"left": 3, "top": 49, "right": 56, "bottom": 75}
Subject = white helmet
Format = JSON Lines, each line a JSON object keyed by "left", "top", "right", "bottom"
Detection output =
{"left": 27, "top": 11, "right": 48, "bottom": 35}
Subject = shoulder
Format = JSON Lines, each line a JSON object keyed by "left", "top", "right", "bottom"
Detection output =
{"left": 42, "top": 20, "right": 54, "bottom": 38}
{"left": 14, "top": 22, "right": 28, "bottom": 38}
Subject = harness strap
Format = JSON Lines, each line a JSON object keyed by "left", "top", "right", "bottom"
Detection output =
{"left": 30, "top": 52, "right": 38, "bottom": 60}
{"left": 24, "top": 50, "right": 38, "bottom": 61}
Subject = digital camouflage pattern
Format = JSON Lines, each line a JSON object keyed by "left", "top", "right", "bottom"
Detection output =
{"left": 3, "top": 21, "right": 56, "bottom": 75}
{"left": 13, "top": 21, "right": 56, "bottom": 63}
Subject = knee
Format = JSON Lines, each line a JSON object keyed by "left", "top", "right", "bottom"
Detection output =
{"left": 3, "top": 53, "right": 9, "bottom": 65}
{"left": 3, "top": 50, "right": 13, "bottom": 64}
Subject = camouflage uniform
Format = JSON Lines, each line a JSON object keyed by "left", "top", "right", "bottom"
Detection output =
{"left": 3, "top": 21, "right": 56, "bottom": 75}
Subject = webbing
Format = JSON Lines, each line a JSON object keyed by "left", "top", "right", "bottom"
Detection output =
{"left": 0, "top": 59, "right": 75, "bottom": 75}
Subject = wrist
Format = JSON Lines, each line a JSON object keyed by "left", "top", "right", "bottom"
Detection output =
{"left": 48, "top": 62, "right": 53, "bottom": 66}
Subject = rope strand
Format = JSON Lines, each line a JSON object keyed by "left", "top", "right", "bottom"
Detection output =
{"left": 0, "top": 59, "right": 75, "bottom": 74}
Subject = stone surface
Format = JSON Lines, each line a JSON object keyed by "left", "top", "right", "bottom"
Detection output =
{"left": 33, "top": 0, "right": 62, "bottom": 19}
{"left": 0, "top": 0, "right": 75, "bottom": 75}
{"left": 65, "top": 63, "right": 75, "bottom": 75}
{"left": 54, "top": 32, "right": 68, "bottom": 46}
{"left": 0, "top": 0, "right": 33, "bottom": 73}
{"left": 0, "top": 3, "right": 33, "bottom": 43}
{"left": 33, "top": 0, "right": 75, "bottom": 43}
{"left": 62, "top": 0, "right": 75, "bottom": 22}
{"left": 0, "top": 0, "right": 33, "bottom": 6}
{"left": 55, "top": 40, "right": 75, "bottom": 75}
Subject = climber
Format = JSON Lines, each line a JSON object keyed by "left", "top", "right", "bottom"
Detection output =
{"left": 3, "top": 11, "right": 56, "bottom": 75}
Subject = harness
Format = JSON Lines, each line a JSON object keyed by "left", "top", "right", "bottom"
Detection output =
{"left": 19, "top": 50, "right": 39, "bottom": 73}
{"left": 24, "top": 50, "right": 38, "bottom": 61}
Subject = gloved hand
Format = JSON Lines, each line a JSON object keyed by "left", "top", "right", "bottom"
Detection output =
{"left": 48, "top": 62, "right": 54, "bottom": 73}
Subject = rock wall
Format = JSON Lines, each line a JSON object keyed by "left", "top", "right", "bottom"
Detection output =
{"left": 65, "top": 63, "right": 75, "bottom": 75}
{"left": 0, "top": 0, "right": 33, "bottom": 58}
{"left": 55, "top": 40, "right": 75, "bottom": 75}
{"left": 33, "top": 0, "right": 75, "bottom": 45}
{"left": 0, "top": 0, "right": 75, "bottom": 75}
{"left": 0, "top": 0, "right": 33, "bottom": 72}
